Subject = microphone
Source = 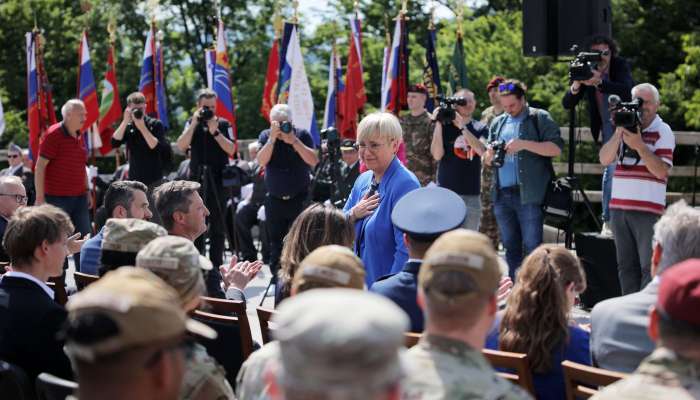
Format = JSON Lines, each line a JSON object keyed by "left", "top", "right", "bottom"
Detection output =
{"left": 608, "top": 94, "right": 621, "bottom": 108}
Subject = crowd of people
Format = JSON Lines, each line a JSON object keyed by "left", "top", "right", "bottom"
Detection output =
{"left": 0, "top": 34, "right": 699, "bottom": 400}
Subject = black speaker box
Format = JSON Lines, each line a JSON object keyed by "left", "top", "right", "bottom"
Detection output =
{"left": 575, "top": 232, "right": 621, "bottom": 309}
{"left": 523, "top": 0, "right": 612, "bottom": 57}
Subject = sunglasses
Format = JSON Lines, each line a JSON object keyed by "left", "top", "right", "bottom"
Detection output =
{"left": 498, "top": 82, "right": 517, "bottom": 93}
{"left": 7, "top": 154, "right": 19, "bottom": 159}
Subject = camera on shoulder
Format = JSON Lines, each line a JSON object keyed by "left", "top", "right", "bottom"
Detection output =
{"left": 609, "top": 95, "right": 643, "bottom": 132}
{"left": 436, "top": 94, "right": 467, "bottom": 125}
{"left": 568, "top": 45, "right": 603, "bottom": 82}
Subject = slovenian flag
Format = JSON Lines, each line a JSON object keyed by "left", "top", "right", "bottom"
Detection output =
{"left": 213, "top": 18, "right": 237, "bottom": 139}
{"left": 139, "top": 25, "right": 157, "bottom": 115}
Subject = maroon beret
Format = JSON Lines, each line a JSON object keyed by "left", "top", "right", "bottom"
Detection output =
{"left": 407, "top": 84, "right": 428, "bottom": 95}
{"left": 657, "top": 258, "right": 700, "bottom": 326}
{"left": 486, "top": 76, "right": 506, "bottom": 92}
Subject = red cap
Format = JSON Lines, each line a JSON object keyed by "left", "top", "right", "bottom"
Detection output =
{"left": 657, "top": 258, "right": 700, "bottom": 326}
{"left": 486, "top": 76, "right": 506, "bottom": 92}
{"left": 407, "top": 84, "right": 428, "bottom": 95}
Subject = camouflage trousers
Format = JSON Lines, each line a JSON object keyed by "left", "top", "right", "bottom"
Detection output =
{"left": 478, "top": 165, "right": 500, "bottom": 250}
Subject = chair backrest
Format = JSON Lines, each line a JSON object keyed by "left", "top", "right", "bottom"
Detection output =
{"left": 562, "top": 360, "right": 627, "bottom": 400}
{"left": 404, "top": 332, "right": 422, "bottom": 348}
{"left": 198, "top": 296, "right": 254, "bottom": 358}
{"left": 73, "top": 272, "right": 99, "bottom": 291}
{"left": 47, "top": 274, "right": 67, "bottom": 306}
{"left": 35, "top": 372, "right": 78, "bottom": 400}
{"left": 256, "top": 307, "right": 276, "bottom": 345}
{"left": 0, "top": 360, "right": 32, "bottom": 400}
{"left": 482, "top": 349, "right": 536, "bottom": 396}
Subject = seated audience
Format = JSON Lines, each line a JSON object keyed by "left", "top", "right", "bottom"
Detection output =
{"left": 63, "top": 267, "right": 217, "bottom": 400}
{"left": 370, "top": 186, "right": 466, "bottom": 332}
{"left": 591, "top": 259, "right": 700, "bottom": 399}
{"left": 0, "top": 205, "right": 76, "bottom": 381}
{"left": 591, "top": 200, "right": 700, "bottom": 372}
{"left": 236, "top": 245, "right": 365, "bottom": 400}
{"left": 486, "top": 245, "right": 589, "bottom": 400}
{"left": 0, "top": 175, "right": 27, "bottom": 262}
{"left": 275, "top": 202, "right": 354, "bottom": 305}
{"left": 80, "top": 180, "right": 152, "bottom": 275}
{"left": 402, "top": 229, "right": 531, "bottom": 399}
{"left": 98, "top": 218, "right": 167, "bottom": 276}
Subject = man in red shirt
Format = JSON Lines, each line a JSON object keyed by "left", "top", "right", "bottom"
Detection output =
{"left": 34, "top": 99, "right": 91, "bottom": 266}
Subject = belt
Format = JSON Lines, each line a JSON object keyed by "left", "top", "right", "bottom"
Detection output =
{"left": 498, "top": 186, "right": 519, "bottom": 193}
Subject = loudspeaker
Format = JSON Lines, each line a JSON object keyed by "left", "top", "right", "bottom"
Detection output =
{"left": 522, "top": 0, "right": 612, "bottom": 57}
{"left": 575, "top": 232, "right": 621, "bottom": 309}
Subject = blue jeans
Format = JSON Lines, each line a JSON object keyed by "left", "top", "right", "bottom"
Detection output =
{"left": 493, "top": 187, "right": 544, "bottom": 279}
{"left": 46, "top": 194, "right": 91, "bottom": 267}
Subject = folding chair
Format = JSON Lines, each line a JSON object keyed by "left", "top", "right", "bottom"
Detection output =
{"left": 256, "top": 306, "right": 276, "bottom": 344}
{"left": 562, "top": 360, "right": 627, "bottom": 399}
{"left": 482, "top": 349, "right": 536, "bottom": 396}
{"left": 73, "top": 272, "right": 99, "bottom": 291}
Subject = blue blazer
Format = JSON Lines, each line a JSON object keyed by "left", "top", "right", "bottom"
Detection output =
{"left": 344, "top": 157, "right": 419, "bottom": 285}
{"left": 370, "top": 260, "right": 424, "bottom": 332}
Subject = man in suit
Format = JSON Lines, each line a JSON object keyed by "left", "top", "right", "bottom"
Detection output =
{"left": 370, "top": 186, "right": 466, "bottom": 332}
{"left": 0, "top": 144, "right": 24, "bottom": 177}
{"left": 590, "top": 200, "right": 700, "bottom": 372}
{"left": 0, "top": 176, "right": 27, "bottom": 262}
{"left": 0, "top": 205, "right": 77, "bottom": 381}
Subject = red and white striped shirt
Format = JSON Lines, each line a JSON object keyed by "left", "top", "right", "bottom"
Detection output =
{"left": 610, "top": 115, "right": 674, "bottom": 215}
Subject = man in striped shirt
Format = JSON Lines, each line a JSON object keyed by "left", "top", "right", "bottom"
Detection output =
{"left": 599, "top": 83, "right": 675, "bottom": 294}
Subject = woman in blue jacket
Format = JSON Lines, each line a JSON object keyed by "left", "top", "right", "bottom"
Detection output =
{"left": 344, "top": 112, "right": 420, "bottom": 285}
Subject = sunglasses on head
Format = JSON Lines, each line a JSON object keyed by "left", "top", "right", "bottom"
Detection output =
{"left": 498, "top": 83, "right": 517, "bottom": 93}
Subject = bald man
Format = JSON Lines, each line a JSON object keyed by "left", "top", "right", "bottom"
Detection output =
{"left": 0, "top": 176, "right": 27, "bottom": 262}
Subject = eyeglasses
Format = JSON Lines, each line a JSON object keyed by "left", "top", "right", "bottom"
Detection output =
{"left": 498, "top": 83, "right": 517, "bottom": 93}
{"left": 0, "top": 194, "right": 28, "bottom": 204}
{"left": 358, "top": 141, "right": 391, "bottom": 152}
{"left": 7, "top": 154, "right": 20, "bottom": 159}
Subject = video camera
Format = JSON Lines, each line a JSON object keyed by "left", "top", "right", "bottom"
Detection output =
{"left": 568, "top": 45, "right": 603, "bottom": 82}
{"left": 609, "top": 95, "right": 643, "bottom": 132}
{"left": 320, "top": 126, "right": 340, "bottom": 150}
{"left": 436, "top": 95, "right": 468, "bottom": 125}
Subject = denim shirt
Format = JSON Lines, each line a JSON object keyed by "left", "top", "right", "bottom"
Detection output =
{"left": 344, "top": 157, "right": 420, "bottom": 285}
{"left": 488, "top": 106, "right": 564, "bottom": 205}
{"left": 498, "top": 110, "right": 527, "bottom": 188}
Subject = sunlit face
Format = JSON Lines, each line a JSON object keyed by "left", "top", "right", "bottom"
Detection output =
{"left": 633, "top": 88, "right": 660, "bottom": 128}
{"left": 455, "top": 93, "right": 476, "bottom": 118}
{"left": 45, "top": 235, "right": 70, "bottom": 278}
{"left": 0, "top": 182, "right": 27, "bottom": 218}
{"left": 358, "top": 134, "right": 398, "bottom": 175}
{"left": 590, "top": 43, "right": 611, "bottom": 70}
{"left": 66, "top": 104, "right": 87, "bottom": 133}
{"left": 127, "top": 190, "right": 152, "bottom": 221}
{"left": 7, "top": 151, "right": 22, "bottom": 168}
{"left": 500, "top": 94, "right": 526, "bottom": 117}
{"left": 406, "top": 92, "right": 427, "bottom": 112}
{"left": 488, "top": 87, "right": 501, "bottom": 107}
{"left": 341, "top": 148, "right": 359, "bottom": 166}
{"left": 183, "top": 192, "right": 209, "bottom": 239}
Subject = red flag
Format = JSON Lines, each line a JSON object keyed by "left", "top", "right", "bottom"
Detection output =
{"left": 97, "top": 45, "right": 121, "bottom": 155}
{"left": 340, "top": 17, "right": 366, "bottom": 139}
{"left": 26, "top": 30, "right": 57, "bottom": 165}
{"left": 261, "top": 39, "right": 279, "bottom": 122}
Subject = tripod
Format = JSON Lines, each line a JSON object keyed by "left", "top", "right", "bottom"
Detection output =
{"left": 196, "top": 164, "right": 237, "bottom": 264}
{"left": 562, "top": 106, "right": 602, "bottom": 249}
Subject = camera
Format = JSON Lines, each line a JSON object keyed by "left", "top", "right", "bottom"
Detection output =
{"left": 131, "top": 108, "right": 144, "bottom": 120}
{"left": 609, "top": 95, "right": 643, "bottom": 132}
{"left": 568, "top": 45, "right": 603, "bottom": 82}
{"left": 436, "top": 95, "right": 468, "bottom": 125}
{"left": 280, "top": 121, "right": 293, "bottom": 134}
{"left": 320, "top": 126, "right": 340, "bottom": 148}
{"left": 490, "top": 140, "right": 507, "bottom": 168}
{"left": 199, "top": 106, "right": 214, "bottom": 122}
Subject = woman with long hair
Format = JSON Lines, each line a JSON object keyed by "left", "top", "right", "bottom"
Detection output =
{"left": 274, "top": 202, "right": 355, "bottom": 305}
{"left": 485, "top": 245, "right": 590, "bottom": 400}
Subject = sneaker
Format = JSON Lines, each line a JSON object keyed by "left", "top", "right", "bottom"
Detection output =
{"left": 600, "top": 222, "right": 613, "bottom": 237}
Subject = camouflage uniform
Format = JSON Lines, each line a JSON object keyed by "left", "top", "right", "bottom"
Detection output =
{"left": 479, "top": 105, "right": 504, "bottom": 249}
{"left": 591, "top": 348, "right": 700, "bottom": 400}
{"left": 401, "top": 111, "right": 436, "bottom": 186}
{"left": 181, "top": 342, "right": 235, "bottom": 400}
{"left": 403, "top": 334, "right": 533, "bottom": 400}
{"left": 235, "top": 342, "right": 279, "bottom": 400}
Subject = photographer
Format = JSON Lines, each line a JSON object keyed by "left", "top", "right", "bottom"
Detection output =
{"left": 257, "top": 104, "right": 318, "bottom": 275}
{"left": 562, "top": 35, "right": 634, "bottom": 233}
{"left": 599, "top": 83, "right": 674, "bottom": 295}
{"left": 176, "top": 89, "right": 236, "bottom": 270}
{"left": 483, "top": 79, "right": 564, "bottom": 279}
{"left": 430, "top": 88, "right": 486, "bottom": 230}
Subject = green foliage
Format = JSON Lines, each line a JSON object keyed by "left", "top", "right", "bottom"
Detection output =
{"left": 659, "top": 33, "right": 700, "bottom": 130}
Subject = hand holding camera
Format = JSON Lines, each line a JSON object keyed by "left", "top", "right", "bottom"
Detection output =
{"left": 435, "top": 95, "right": 467, "bottom": 126}
{"left": 488, "top": 140, "right": 507, "bottom": 168}
{"left": 279, "top": 121, "right": 297, "bottom": 145}
{"left": 130, "top": 107, "right": 146, "bottom": 130}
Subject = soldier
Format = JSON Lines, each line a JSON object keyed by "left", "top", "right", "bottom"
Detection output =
{"left": 370, "top": 186, "right": 467, "bottom": 332}
{"left": 63, "top": 267, "right": 217, "bottom": 400}
{"left": 591, "top": 258, "right": 700, "bottom": 399}
{"left": 402, "top": 229, "right": 532, "bottom": 399}
{"left": 401, "top": 84, "right": 435, "bottom": 186}
{"left": 97, "top": 218, "right": 167, "bottom": 276}
{"left": 479, "top": 76, "right": 506, "bottom": 249}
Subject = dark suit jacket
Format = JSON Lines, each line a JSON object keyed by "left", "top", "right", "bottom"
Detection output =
{"left": 370, "top": 260, "right": 423, "bottom": 333}
{"left": 0, "top": 217, "right": 8, "bottom": 263}
{"left": 341, "top": 161, "right": 360, "bottom": 201}
{"left": 562, "top": 56, "right": 635, "bottom": 143}
{"left": 590, "top": 279, "right": 657, "bottom": 373}
{"left": 0, "top": 276, "right": 73, "bottom": 381}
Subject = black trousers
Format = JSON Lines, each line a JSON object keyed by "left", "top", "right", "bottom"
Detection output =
{"left": 235, "top": 202, "right": 270, "bottom": 262}
{"left": 194, "top": 171, "right": 229, "bottom": 298}
{"left": 264, "top": 193, "right": 307, "bottom": 276}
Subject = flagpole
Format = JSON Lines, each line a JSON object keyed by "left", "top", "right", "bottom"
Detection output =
{"left": 428, "top": 4, "right": 438, "bottom": 106}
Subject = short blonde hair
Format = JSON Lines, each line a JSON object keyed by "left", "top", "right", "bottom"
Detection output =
{"left": 357, "top": 112, "right": 402, "bottom": 143}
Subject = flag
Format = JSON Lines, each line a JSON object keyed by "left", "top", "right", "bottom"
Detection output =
{"left": 340, "top": 17, "right": 366, "bottom": 139}
{"left": 154, "top": 37, "right": 169, "bottom": 129}
{"left": 0, "top": 96, "right": 4, "bottom": 138}
{"left": 384, "top": 16, "right": 409, "bottom": 114}
{"left": 77, "top": 31, "right": 100, "bottom": 132}
{"left": 26, "top": 31, "right": 57, "bottom": 163}
{"left": 277, "top": 23, "right": 294, "bottom": 104}
{"left": 205, "top": 49, "right": 215, "bottom": 90}
{"left": 423, "top": 28, "right": 442, "bottom": 112}
{"left": 139, "top": 25, "right": 156, "bottom": 115}
{"left": 278, "top": 23, "right": 320, "bottom": 146}
{"left": 448, "top": 34, "right": 468, "bottom": 94}
{"left": 323, "top": 49, "right": 345, "bottom": 129}
{"left": 213, "top": 19, "right": 238, "bottom": 148}
{"left": 261, "top": 39, "right": 279, "bottom": 122}
{"left": 97, "top": 44, "right": 121, "bottom": 155}
{"left": 380, "top": 45, "right": 390, "bottom": 112}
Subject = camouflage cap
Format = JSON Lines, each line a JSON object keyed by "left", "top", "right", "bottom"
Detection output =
{"left": 101, "top": 218, "right": 167, "bottom": 253}
{"left": 418, "top": 229, "right": 501, "bottom": 303}
{"left": 291, "top": 245, "right": 365, "bottom": 292}
{"left": 64, "top": 267, "right": 216, "bottom": 362}
{"left": 272, "top": 289, "right": 408, "bottom": 395}
{"left": 135, "top": 235, "right": 212, "bottom": 306}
